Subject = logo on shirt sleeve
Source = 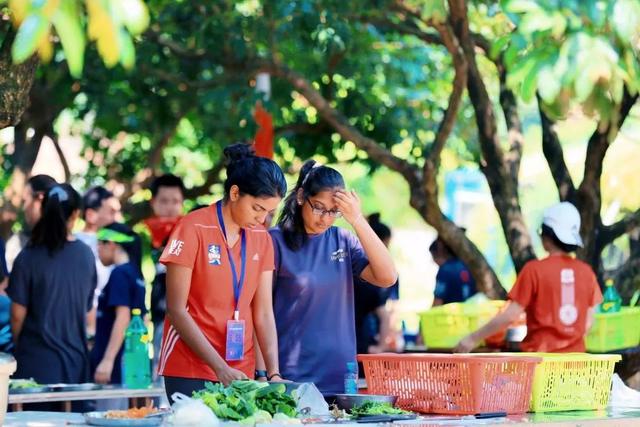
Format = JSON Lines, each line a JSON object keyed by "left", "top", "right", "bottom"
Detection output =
{"left": 208, "top": 244, "right": 222, "bottom": 265}
{"left": 252, "top": 253, "right": 260, "bottom": 262}
{"left": 168, "top": 239, "right": 184, "bottom": 256}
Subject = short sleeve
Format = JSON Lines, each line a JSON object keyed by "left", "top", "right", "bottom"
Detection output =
{"left": 159, "top": 217, "right": 199, "bottom": 269}
{"left": 105, "top": 267, "right": 134, "bottom": 309}
{"left": 433, "top": 269, "right": 449, "bottom": 300}
{"left": 260, "top": 233, "right": 275, "bottom": 273}
{"left": 7, "top": 252, "right": 30, "bottom": 307}
{"left": 344, "top": 229, "right": 369, "bottom": 278}
{"left": 508, "top": 262, "right": 537, "bottom": 309}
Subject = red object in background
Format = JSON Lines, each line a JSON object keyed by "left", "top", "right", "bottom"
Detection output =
{"left": 144, "top": 216, "right": 182, "bottom": 249}
{"left": 253, "top": 102, "right": 274, "bottom": 159}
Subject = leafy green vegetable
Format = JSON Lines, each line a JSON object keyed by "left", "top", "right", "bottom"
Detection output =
{"left": 349, "top": 402, "right": 411, "bottom": 418}
{"left": 9, "top": 379, "right": 41, "bottom": 389}
{"left": 192, "top": 380, "right": 298, "bottom": 422}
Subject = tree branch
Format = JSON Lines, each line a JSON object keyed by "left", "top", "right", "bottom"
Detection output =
{"left": 49, "top": 132, "right": 70, "bottom": 182}
{"left": 600, "top": 208, "right": 640, "bottom": 247}
{"left": 538, "top": 96, "right": 576, "bottom": 202}
{"left": 268, "top": 62, "right": 421, "bottom": 188}
{"left": 499, "top": 65, "right": 524, "bottom": 181}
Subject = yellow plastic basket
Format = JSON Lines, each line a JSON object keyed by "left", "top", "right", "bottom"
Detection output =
{"left": 420, "top": 301, "right": 504, "bottom": 348}
{"left": 586, "top": 307, "right": 640, "bottom": 352}
{"left": 497, "top": 353, "right": 621, "bottom": 412}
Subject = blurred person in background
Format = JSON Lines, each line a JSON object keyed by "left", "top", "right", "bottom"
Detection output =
{"left": 76, "top": 186, "right": 121, "bottom": 337}
{"left": 354, "top": 213, "right": 403, "bottom": 356}
{"left": 429, "top": 234, "right": 477, "bottom": 306}
{"left": 8, "top": 184, "right": 96, "bottom": 411}
{"left": 5, "top": 174, "right": 57, "bottom": 272}
{"left": 0, "top": 238, "right": 11, "bottom": 353}
{"left": 143, "top": 174, "right": 185, "bottom": 375}
{"left": 91, "top": 223, "right": 146, "bottom": 387}
{"left": 455, "top": 202, "right": 602, "bottom": 353}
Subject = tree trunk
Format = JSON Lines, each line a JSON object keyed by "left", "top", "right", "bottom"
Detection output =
{"left": 0, "top": 25, "right": 39, "bottom": 129}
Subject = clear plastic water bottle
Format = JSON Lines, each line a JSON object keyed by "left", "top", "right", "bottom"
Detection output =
{"left": 122, "top": 308, "right": 151, "bottom": 388}
{"left": 344, "top": 361, "right": 358, "bottom": 394}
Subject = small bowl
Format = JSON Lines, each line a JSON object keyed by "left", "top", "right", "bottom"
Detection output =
{"left": 335, "top": 394, "right": 398, "bottom": 410}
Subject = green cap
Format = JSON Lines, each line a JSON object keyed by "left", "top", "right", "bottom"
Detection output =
{"left": 97, "top": 228, "right": 135, "bottom": 244}
{"left": 132, "top": 308, "right": 142, "bottom": 316}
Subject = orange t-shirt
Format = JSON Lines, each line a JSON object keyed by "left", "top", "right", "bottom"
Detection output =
{"left": 508, "top": 254, "right": 602, "bottom": 353}
{"left": 157, "top": 204, "right": 275, "bottom": 381}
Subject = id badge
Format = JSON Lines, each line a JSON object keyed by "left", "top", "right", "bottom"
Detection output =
{"left": 225, "top": 319, "right": 245, "bottom": 361}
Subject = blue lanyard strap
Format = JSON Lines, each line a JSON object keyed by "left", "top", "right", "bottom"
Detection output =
{"left": 216, "top": 201, "right": 247, "bottom": 319}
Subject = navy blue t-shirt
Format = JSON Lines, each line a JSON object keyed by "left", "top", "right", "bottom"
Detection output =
{"left": 433, "top": 258, "right": 476, "bottom": 304}
{"left": 270, "top": 226, "right": 369, "bottom": 395}
{"left": 90, "top": 262, "right": 146, "bottom": 384}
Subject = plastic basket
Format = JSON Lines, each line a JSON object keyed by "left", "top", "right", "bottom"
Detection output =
{"left": 586, "top": 307, "right": 640, "bottom": 352}
{"left": 420, "top": 301, "right": 504, "bottom": 348}
{"left": 483, "top": 353, "right": 621, "bottom": 412}
{"left": 358, "top": 353, "right": 541, "bottom": 415}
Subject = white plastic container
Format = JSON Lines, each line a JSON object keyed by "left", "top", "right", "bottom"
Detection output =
{"left": 0, "top": 353, "right": 17, "bottom": 424}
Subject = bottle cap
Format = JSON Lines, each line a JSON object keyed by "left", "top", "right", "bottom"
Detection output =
{"left": 605, "top": 279, "right": 614, "bottom": 287}
{"left": 132, "top": 308, "right": 142, "bottom": 315}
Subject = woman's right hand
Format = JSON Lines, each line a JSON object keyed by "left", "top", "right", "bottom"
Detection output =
{"left": 215, "top": 364, "right": 248, "bottom": 385}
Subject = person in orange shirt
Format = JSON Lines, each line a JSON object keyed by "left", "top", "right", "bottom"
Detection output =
{"left": 455, "top": 202, "right": 602, "bottom": 353}
{"left": 158, "top": 144, "right": 287, "bottom": 401}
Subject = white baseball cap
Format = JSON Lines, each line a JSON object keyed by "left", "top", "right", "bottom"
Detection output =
{"left": 542, "top": 202, "right": 583, "bottom": 247}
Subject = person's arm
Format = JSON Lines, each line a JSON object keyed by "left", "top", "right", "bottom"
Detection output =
{"left": 165, "top": 263, "right": 247, "bottom": 385}
{"left": 94, "top": 306, "right": 130, "bottom": 384}
{"left": 454, "top": 301, "right": 524, "bottom": 353}
{"left": 252, "top": 270, "right": 281, "bottom": 380}
{"left": 333, "top": 190, "right": 397, "bottom": 287}
{"left": 253, "top": 334, "right": 267, "bottom": 380}
{"left": 10, "top": 302, "right": 27, "bottom": 343}
{"left": 586, "top": 306, "right": 597, "bottom": 331}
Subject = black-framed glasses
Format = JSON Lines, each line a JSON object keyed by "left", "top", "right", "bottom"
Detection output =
{"left": 306, "top": 199, "right": 342, "bottom": 218}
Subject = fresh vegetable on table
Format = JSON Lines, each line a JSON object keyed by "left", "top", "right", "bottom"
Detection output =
{"left": 9, "top": 378, "right": 41, "bottom": 389}
{"left": 349, "top": 401, "right": 411, "bottom": 417}
{"left": 192, "top": 380, "right": 298, "bottom": 423}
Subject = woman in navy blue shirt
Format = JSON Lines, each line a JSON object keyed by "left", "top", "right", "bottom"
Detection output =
{"left": 264, "top": 161, "right": 397, "bottom": 395}
{"left": 91, "top": 223, "right": 146, "bottom": 385}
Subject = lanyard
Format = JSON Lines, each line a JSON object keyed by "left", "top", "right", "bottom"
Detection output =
{"left": 216, "top": 201, "right": 246, "bottom": 320}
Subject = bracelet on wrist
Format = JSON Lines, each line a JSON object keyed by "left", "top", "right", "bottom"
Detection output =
{"left": 267, "top": 373, "right": 282, "bottom": 381}
{"left": 255, "top": 370, "right": 268, "bottom": 379}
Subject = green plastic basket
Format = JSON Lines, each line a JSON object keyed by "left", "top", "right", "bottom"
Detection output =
{"left": 586, "top": 307, "right": 640, "bottom": 352}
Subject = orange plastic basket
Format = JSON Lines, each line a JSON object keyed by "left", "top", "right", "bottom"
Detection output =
{"left": 358, "top": 353, "right": 541, "bottom": 415}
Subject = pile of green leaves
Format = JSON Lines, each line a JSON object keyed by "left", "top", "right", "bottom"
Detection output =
{"left": 349, "top": 402, "right": 410, "bottom": 418}
{"left": 192, "top": 381, "right": 297, "bottom": 422}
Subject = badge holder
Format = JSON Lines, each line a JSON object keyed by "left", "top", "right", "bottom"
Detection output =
{"left": 226, "top": 310, "right": 245, "bottom": 361}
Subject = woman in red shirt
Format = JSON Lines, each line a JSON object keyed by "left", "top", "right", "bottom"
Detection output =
{"left": 158, "top": 144, "right": 287, "bottom": 400}
{"left": 455, "top": 202, "right": 602, "bottom": 353}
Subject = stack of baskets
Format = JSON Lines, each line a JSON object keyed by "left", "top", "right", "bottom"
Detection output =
{"left": 359, "top": 352, "right": 621, "bottom": 414}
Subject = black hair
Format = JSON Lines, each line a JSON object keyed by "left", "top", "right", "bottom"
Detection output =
{"left": 429, "top": 237, "right": 454, "bottom": 259}
{"left": 103, "top": 222, "right": 143, "bottom": 275}
{"left": 30, "top": 184, "right": 81, "bottom": 254}
{"left": 368, "top": 213, "right": 391, "bottom": 242}
{"left": 83, "top": 186, "right": 114, "bottom": 218}
{"left": 27, "top": 174, "right": 57, "bottom": 194}
{"left": 277, "top": 160, "right": 345, "bottom": 251}
{"left": 223, "top": 143, "right": 287, "bottom": 201}
{"left": 149, "top": 174, "right": 186, "bottom": 198}
{"left": 540, "top": 224, "right": 579, "bottom": 253}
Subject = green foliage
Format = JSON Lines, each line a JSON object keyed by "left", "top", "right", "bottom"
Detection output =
{"left": 499, "top": 0, "right": 640, "bottom": 121}
{"left": 7, "top": 0, "right": 149, "bottom": 77}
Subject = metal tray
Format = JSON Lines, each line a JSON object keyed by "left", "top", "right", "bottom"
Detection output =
{"left": 8, "top": 385, "right": 52, "bottom": 394}
{"left": 84, "top": 411, "right": 165, "bottom": 426}
{"left": 50, "top": 383, "right": 103, "bottom": 392}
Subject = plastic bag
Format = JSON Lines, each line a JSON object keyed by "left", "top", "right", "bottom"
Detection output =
{"left": 170, "top": 392, "right": 220, "bottom": 426}
{"left": 292, "top": 383, "right": 329, "bottom": 416}
{"left": 609, "top": 374, "right": 640, "bottom": 408}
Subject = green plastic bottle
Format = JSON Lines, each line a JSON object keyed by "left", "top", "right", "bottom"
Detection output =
{"left": 600, "top": 279, "right": 622, "bottom": 313}
{"left": 122, "top": 308, "right": 151, "bottom": 388}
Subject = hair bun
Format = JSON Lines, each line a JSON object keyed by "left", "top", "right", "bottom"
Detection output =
{"left": 368, "top": 213, "right": 381, "bottom": 225}
{"left": 224, "top": 143, "right": 255, "bottom": 166}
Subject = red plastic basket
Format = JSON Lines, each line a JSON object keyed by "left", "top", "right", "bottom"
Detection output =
{"left": 358, "top": 353, "right": 541, "bottom": 415}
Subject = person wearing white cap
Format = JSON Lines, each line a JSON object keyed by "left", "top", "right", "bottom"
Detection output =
{"left": 455, "top": 202, "right": 603, "bottom": 353}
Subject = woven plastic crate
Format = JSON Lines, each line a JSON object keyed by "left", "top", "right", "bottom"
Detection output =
{"left": 586, "top": 307, "right": 640, "bottom": 352}
{"left": 420, "top": 302, "right": 504, "bottom": 348}
{"left": 482, "top": 353, "right": 621, "bottom": 412}
{"left": 358, "top": 353, "right": 540, "bottom": 415}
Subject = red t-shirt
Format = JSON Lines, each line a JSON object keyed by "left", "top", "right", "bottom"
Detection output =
{"left": 157, "top": 204, "right": 275, "bottom": 380}
{"left": 508, "top": 254, "right": 602, "bottom": 352}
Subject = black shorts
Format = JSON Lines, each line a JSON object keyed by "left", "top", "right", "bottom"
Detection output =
{"left": 163, "top": 376, "right": 211, "bottom": 403}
